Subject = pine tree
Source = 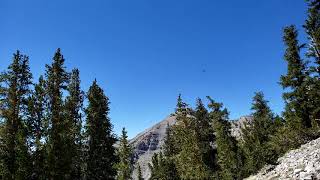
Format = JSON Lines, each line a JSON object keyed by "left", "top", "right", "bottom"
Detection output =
{"left": 137, "top": 164, "right": 143, "bottom": 180}
{"left": 194, "top": 98, "right": 215, "bottom": 172}
{"left": 65, "top": 68, "right": 84, "bottom": 179}
{"left": 116, "top": 127, "right": 132, "bottom": 180}
{"left": 149, "top": 152, "right": 179, "bottom": 180}
{"left": 45, "top": 48, "right": 72, "bottom": 179}
{"left": 207, "top": 96, "right": 238, "bottom": 180}
{"left": 86, "top": 80, "right": 117, "bottom": 179}
{"left": 160, "top": 125, "right": 180, "bottom": 180}
{"left": 163, "top": 124, "right": 176, "bottom": 158}
{"left": 149, "top": 153, "right": 162, "bottom": 179}
{"left": 0, "top": 51, "right": 33, "bottom": 179}
{"left": 240, "top": 92, "right": 275, "bottom": 176}
{"left": 305, "top": 0, "right": 320, "bottom": 73}
{"left": 171, "top": 95, "right": 209, "bottom": 179}
{"left": 280, "top": 25, "right": 311, "bottom": 128}
{"left": 26, "top": 76, "right": 47, "bottom": 179}
{"left": 304, "top": 0, "right": 320, "bottom": 124}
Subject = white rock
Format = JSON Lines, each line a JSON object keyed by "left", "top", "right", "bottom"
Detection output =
{"left": 294, "top": 169, "right": 303, "bottom": 174}
{"left": 245, "top": 137, "right": 320, "bottom": 180}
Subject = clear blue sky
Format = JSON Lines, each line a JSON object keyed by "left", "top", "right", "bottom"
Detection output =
{"left": 0, "top": 0, "right": 308, "bottom": 138}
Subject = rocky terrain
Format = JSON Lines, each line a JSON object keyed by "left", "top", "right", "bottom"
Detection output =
{"left": 246, "top": 137, "right": 320, "bottom": 180}
{"left": 130, "top": 115, "right": 252, "bottom": 179}
{"left": 129, "top": 115, "right": 176, "bottom": 179}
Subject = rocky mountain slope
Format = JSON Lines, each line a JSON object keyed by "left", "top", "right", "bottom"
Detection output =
{"left": 246, "top": 137, "right": 320, "bottom": 180}
{"left": 129, "top": 115, "right": 252, "bottom": 179}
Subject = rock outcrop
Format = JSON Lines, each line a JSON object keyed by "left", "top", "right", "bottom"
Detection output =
{"left": 130, "top": 115, "right": 176, "bottom": 179}
{"left": 246, "top": 137, "right": 320, "bottom": 180}
{"left": 230, "top": 116, "right": 252, "bottom": 139}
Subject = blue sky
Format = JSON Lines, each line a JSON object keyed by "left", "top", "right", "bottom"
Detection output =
{"left": 0, "top": 0, "right": 308, "bottom": 138}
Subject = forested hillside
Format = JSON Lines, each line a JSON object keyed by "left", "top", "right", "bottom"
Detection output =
{"left": 1, "top": 0, "right": 320, "bottom": 179}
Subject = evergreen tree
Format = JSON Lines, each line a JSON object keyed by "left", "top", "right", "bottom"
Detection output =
{"left": 305, "top": 0, "right": 320, "bottom": 73}
{"left": 163, "top": 124, "right": 176, "bottom": 158}
{"left": 240, "top": 92, "right": 275, "bottom": 176}
{"left": 26, "top": 76, "right": 47, "bottom": 179}
{"left": 172, "top": 95, "right": 210, "bottom": 179}
{"left": 137, "top": 164, "right": 143, "bottom": 180}
{"left": 0, "top": 51, "right": 33, "bottom": 179}
{"left": 160, "top": 125, "right": 180, "bottom": 180}
{"left": 280, "top": 25, "right": 311, "bottom": 128}
{"left": 207, "top": 96, "right": 239, "bottom": 180}
{"left": 149, "top": 152, "right": 179, "bottom": 180}
{"left": 304, "top": 0, "right": 320, "bottom": 124}
{"left": 86, "top": 80, "right": 117, "bottom": 179}
{"left": 65, "top": 68, "right": 84, "bottom": 179}
{"left": 149, "top": 153, "right": 162, "bottom": 180}
{"left": 270, "top": 25, "right": 320, "bottom": 156}
{"left": 45, "top": 48, "right": 72, "bottom": 179}
{"left": 193, "top": 98, "right": 215, "bottom": 172}
{"left": 116, "top": 127, "right": 132, "bottom": 180}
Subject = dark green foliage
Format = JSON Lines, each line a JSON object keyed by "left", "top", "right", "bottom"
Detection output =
{"left": 193, "top": 98, "right": 215, "bottom": 172}
{"left": 149, "top": 152, "right": 179, "bottom": 180}
{"left": 268, "top": 116, "right": 319, "bottom": 157}
{"left": 160, "top": 125, "right": 180, "bottom": 180}
{"left": 280, "top": 25, "right": 311, "bottom": 128}
{"left": 273, "top": 22, "right": 320, "bottom": 157}
{"left": 46, "top": 48, "right": 74, "bottom": 179}
{"left": 305, "top": 0, "right": 320, "bottom": 71}
{"left": 66, "top": 69, "right": 85, "bottom": 179}
{"left": 115, "top": 127, "right": 132, "bottom": 180}
{"left": 240, "top": 92, "right": 276, "bottom": 177}
{"left": 0, "top": 51, "right": 33, "bottom": 179}
{"left": 26, "top": 76, "right": 47, "bottom": 179}
{"left": 207, "top": 96, "right": 239, "bottom": 180}
{"left": 171, "top": 95, "right": 210, "bottom": 179}
{"left": 304, "top": 0, "right": 320, "bottom": 124}
{"left": 86, "top": 80, "right": 117, "bottom": 179}
{"left": 162, "top": 124, "right": 176, "bottom": 158}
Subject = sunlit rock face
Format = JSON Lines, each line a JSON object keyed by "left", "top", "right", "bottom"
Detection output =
{"left": 130, "top": 115, "right": 251, "bottom": 179}
{"left": 230, "top": 116, "right": 253, "bottom": 139}
{"left": 129, "top": 115, "right": 175, "bottom": 179}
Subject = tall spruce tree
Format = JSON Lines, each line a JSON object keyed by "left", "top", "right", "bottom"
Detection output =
{"left": 0, "top": 51, "right": 33, "bottom": 179}
{"left": 304, "top": 0, "right": 320, "bottom": 123}
{"left": 207, "top": 96, "right": 239, "bottom": 180}
{"left": 160, "top": 125, "right": 180, "bottom": 180}
{"left": 65, "top": 68, "right": 84, "bottom": 179}
{"left": 305, "top": 0, "right": 320, "bottom": 73}
{"left": 116, "top": 127, "right": 132, "bottom": 180}
{"left": 194, "top": 98, "right": 215, "bottom": 172}
{"left": 149, "top": 152, "right": 179, "bottom": 180}
{"left": 280, "top": 25, "right": 311, "bottom": 128}
{"left": 163, "top": 124, "right": 176, "bottom": 158}
{"left": 45, "top": 48, "right": 72, "bottom": 179}
{"left": 240, "top": 92, "right": 275, "bottom": 176}
{"left": 86, "top": 80, "right": 117, "bottom": 179}
{"left": 26, "top": 76, "right": 47, "bottom": 179}
{"left": 172, "top": 95, "right": 209, "bottom": 179}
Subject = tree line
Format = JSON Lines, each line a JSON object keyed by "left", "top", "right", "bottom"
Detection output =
{"left": 1, "top": 0, "right": 320, "bottom": 180}
{"left": 147, "top": 0, "right": 320, "bottom": 179}
{"left": 0, "top": 49, "right": 133, "bottom": 179}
